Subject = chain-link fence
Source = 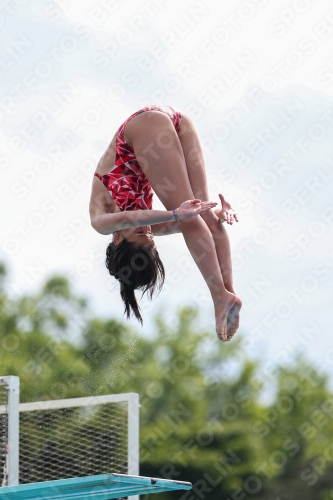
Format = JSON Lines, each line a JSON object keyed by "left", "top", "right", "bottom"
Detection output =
{"left": 19, "top": 402, "right": 128, "bottom": 483}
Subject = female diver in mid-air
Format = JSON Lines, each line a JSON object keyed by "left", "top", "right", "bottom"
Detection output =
{"left": 89, "top": 105, "right": 242, "bottom": 342}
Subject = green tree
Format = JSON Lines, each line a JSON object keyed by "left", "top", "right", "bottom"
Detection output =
{"left": 1, "top": 264, "right": 333, "bottom": 499}
{"left": 255, "top": 362, "right": 333, "bottom": 500}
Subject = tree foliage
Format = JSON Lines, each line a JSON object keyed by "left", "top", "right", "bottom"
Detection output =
{"left": 0, "top": 265, "right": 332, "bottom": 499}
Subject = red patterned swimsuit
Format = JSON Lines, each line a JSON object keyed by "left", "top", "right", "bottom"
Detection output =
{"left": 94, "top": 105, "right": 182, "bottom": 211}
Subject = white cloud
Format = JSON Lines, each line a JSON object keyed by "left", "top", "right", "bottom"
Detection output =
{"left": 1, "top": 0, "right": 333, "bottom": 376}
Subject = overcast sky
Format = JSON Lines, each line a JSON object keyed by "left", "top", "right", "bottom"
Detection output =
{"left": 1, "top": 0, "right": 333, "bottom": 389}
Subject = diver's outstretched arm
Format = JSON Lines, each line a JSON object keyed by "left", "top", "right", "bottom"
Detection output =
{"left": 91, "top": 200, "right": 216, "bottom": 235}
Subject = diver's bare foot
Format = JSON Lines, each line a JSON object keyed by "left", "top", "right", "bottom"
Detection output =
{"left": 213, "top": 291, "right": 237, "bottom": 342}
{"left": 227, "top": 296, "right": 242, "bottom": 341}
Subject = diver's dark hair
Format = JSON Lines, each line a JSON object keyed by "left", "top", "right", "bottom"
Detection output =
{"left": 106, "top": 239, "right": 165, "bottom": 325}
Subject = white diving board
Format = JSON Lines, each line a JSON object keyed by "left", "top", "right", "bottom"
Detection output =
{"left": 0, "top": 473, "right": 192, "bottom": 499}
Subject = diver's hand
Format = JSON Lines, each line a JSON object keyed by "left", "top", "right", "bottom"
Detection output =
{"left": 215, "top": 194, "right": 238, "bottom": 225}
{"left": 177, "top": 199, "right": 217, "bottom": 219}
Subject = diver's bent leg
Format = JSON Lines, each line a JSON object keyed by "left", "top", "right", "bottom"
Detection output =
{"left": 179, "top": 114, "right": 241, "bottom": 339}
